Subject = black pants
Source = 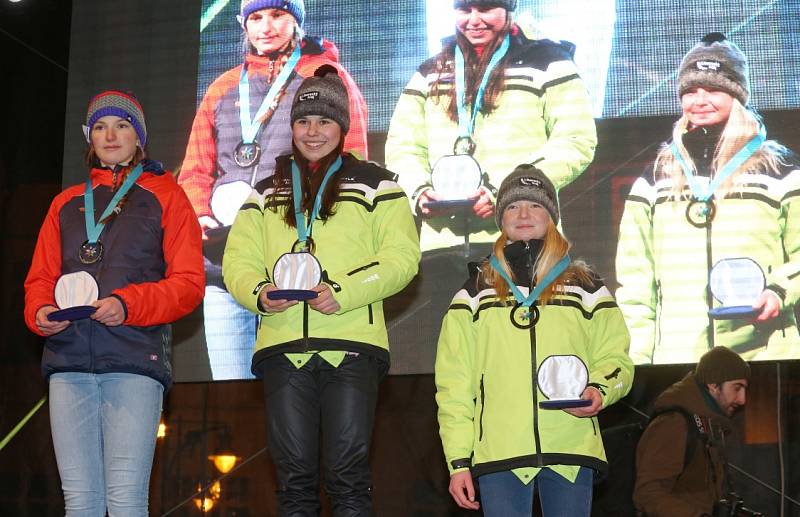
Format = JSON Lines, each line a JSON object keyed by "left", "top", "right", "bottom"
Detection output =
{"left": 261, "top": 353, "right": 388, "bottom": 517}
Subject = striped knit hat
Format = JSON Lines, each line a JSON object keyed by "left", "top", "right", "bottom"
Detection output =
{"left": 240, "top": 0, "right": 305, "bottom": 28}
{"left": 84, "top": 90, "right": 147, "bottom": 147}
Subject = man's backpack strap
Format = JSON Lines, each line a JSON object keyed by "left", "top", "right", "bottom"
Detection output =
{"left": 649, "top": 405, "right": 708, "bottom": 468}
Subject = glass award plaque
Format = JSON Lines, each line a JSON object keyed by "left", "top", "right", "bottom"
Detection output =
{"left": 48, "top": 271, "right": 99, "bottom": 321}
{"left": 425, "top": 154, "right": 483, "bottom": 210}
{"left": 210, "top": 180, "right": 253, "bottom": 227}
{"left": 204, "top": 181, "right": 253, "bottom": 263}
{"left": 537, "top": 355, "right": 592, "bottom": 409}
{"left": 708, "top": 257, "right": 765, "bottom": 319}
{"left": 267, "top": 252, "right": 322, "bottom": 301}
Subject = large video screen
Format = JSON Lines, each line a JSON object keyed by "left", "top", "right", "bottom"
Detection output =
{"left": 63, "top": 0, "right": 800, "bottom": 381}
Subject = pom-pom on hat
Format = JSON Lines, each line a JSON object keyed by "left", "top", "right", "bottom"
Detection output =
{"left": 678, "top": 32, "right": 750, "bottom": 105}
{"left": 290, "top": 65, "right": 350, "bottom": 135}
{"left": 695, "top": 346, "right": 751, "bottom": 385}
{"left": 454, "top": 0, "right": 517, "bottom": 11}
{"left": 84, "top": 90, "right": 147, "bottom": 147}
{"left": 240, "top": 0, "right": 305, "bottom": 28}
{"left": 495, "top": 164, "right": 559, "bottom": 229}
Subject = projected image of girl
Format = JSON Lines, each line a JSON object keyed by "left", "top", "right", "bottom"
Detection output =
{"left": 179, "top": 0, "right": 368, "bottom": 380}
{"left": 23, "top": 91, "right": 205, "bottom": 515}
{"left": 435, "top": 166, "right": 632, "bottom": 517}
{"left": 616, "top": 33, "right": 800, "bottom": 364}
{"left": 384, "top": 0, "right": 596, "bottom": 362}
{"left": 222, "top": 67, "right": 419, "bottom": 515}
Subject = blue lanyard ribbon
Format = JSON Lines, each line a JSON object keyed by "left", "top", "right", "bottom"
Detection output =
{"left": 671, "top": 127, "right": 766, "bottom": 201}
{"left": 291, "top": 156, "right": 343, "bottom": 245}
{"left": 489, "top": 253, "right": 570, "bottom": 310}
{"left": 454, "top": 34, "right": 510, "bottom": 140}
{"left": 84, "top": 164, "right": 144, "bottom": 244}
{"left": 238, "top": 44, "right": 302, "bottom": 144}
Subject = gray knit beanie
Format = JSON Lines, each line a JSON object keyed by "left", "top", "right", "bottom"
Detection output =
{"left": 495, "top": 164, "right": 559, "bottom": 229}
{"left": 454, "top": 0, "right": 517, "bottom": 11}
{"left": 695, "top": 346, "right": 751, "bottom": 385}
{"left": 678, "top": 32, "right": 750, "bottom": 105}
{"left": 291, "top": 65, "right": 350, "bottom": 134}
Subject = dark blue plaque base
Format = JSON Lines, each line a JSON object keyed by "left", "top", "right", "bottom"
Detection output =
{"left": 539, "top": 398, "right": 592, "bottom": 410}
{"left": 267, "top": 289, "right": 319, "bottom": 301}
{"left": 708, "top": 305, "right": 758, "bottom": 320}
{"left": 423, "top": 199, "right": 476, "bottom": 210}
{"left": 48, "top": 305, "right": 97, "bottom": 322}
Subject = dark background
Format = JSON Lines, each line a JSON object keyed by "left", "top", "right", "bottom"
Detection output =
{"left": 2, "top": 0, "right": 800, "bottom": 515}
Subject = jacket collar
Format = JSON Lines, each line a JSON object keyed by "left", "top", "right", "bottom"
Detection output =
{"left": 682, "top": 123, "right": 725, "bottom": 174}
{"left": 502, "top": 239, "right": 544, "bottom": 286}
{"left": 90, "top": 158, "right": 165, "bottom": 183}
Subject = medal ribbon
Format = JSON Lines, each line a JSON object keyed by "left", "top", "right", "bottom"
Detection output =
{"left": 454, "top": 34, "right": 510, "bottom": 141}
{"left": 238, "top": 44, "right": 302, "bottom": 144}
{"left": 84, "top": 164, "right": 144, "bottom": 244}
{"left": 489, "top": 253, "right": 570, "bottom": 313}
{"left": 671, "top": 126, "right": 766, "bottom": 202}
{"left": 291, "top": 156, "right": 343, "bottom": 246}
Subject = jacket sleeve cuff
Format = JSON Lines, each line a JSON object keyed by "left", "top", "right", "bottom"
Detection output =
{"left": 450, "top": 458, "right": 472, "bottom": 472}
{"left": 765, "top": 284, "right": 786, "bottom": 302}
{"left": 253, "top": 280, "right": 272, "bottom": 315}
{"left": 110, "top": 293, "right": 129, "bottom": 322}
{"left": 411, "top": 185, "right": 433, "bottom": 215}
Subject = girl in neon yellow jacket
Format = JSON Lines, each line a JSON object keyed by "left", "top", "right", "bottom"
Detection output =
{"left": 222, "top": 67, "right": 419, "bottom": 515}
{"left": 435, "top": 165, "right": 632, "bottom": 517}
{"left": 615, "top": 33, "right": 800, "bottom": 365}
{"left": 385, "top": 0, "right": 596, "bottom": 253}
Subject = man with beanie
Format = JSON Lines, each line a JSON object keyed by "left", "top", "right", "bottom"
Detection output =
{"left": 179, "top": 0, "right": 368, "bottom": 381}
{"left": 634, "top": 347, "right": 751, "bottom": 516}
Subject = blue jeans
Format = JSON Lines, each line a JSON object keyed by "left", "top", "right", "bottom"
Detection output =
{"left": 478, "top": 467, "right": 594, "bottom": 517}
{"left": 49, "top": 372, "right": 164, "bottom": 516}
{"left": 203, "top": 285, "right": 257, "bottom": 380}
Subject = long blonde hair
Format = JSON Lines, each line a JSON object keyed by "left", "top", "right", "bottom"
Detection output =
{"left": 655, "top": 100, "right": 788, "bottom": 199}
{"left": 480, "top": 220, "right": 593, "bottom": 305}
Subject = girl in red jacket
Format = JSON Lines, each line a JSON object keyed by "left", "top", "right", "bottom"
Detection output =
{"left": 24, "top": 90, "right": 204, "bottom": 515}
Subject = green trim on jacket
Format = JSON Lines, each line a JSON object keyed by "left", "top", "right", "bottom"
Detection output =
{"left": 435, "top": 246, "right": 633, "bottom": 480}
{"left": 222, "top": 154, "right": 420, "bottom": 369}
{"left": 385, "top": 30, "right": 597, "bottom": 252}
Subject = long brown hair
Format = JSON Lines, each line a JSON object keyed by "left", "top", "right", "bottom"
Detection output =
{"left": 270, "top": 140, "right": 346, "bottom": 228}
{"left": 430, "top": 17, "right": 514, "bottom": 124}
{"left": 480, "top": 220, "right": 593, "bottom": 305}
{"left": 655, "top": 100, "right": 789, "bottom": 199}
